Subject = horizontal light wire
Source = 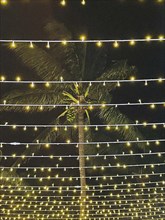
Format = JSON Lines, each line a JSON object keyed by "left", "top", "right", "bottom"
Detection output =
{"left": 1, "top": 180, "right": 164, "bottom": 188}
{"left": 1, "top": 191, "right": 164, "bottom": 199}
{"left": 2, "top": 162, "right": 165, "bottom": 169}
{"left": 0, "top": 208, "right": 164, "bottom": 215}
{"left": 1, "top": 181, "right": 164, "bottom": 192}
{"left": 1, "top": 138, "right": 164, "bottom": 145}
{"left": 1, "top": 200, "right": 164, "bottom": 209}
{"left": 0, "top": 38, "right": 165, "bottom": 43}
{"left": 1, "top": 194, "right": 164, "bottom": 203}
{"left": 1, "top": 201, "right": 164, "bottom": 210}
{"left": 0, "top": 205, "right": 164, "bottom": 213}
{"left": 0, "top": 122, "right": 165, "bottom": 128}
{"left": 0, "top": 101, "right": 164, "bottom": 107}
{"left": 0, "top": 78, "right": 164, "bottom": 84}
{"left": 1, "top": 172, "right": 164, "bottom": 180}
{"left": 1, "top": 151, "right": 165, "bottom": 158}
{"left": 1, "top": 212, "right": 165, "bottom": 218}
{"left": 1, "top": 185, "right": 164, "bottom": 193}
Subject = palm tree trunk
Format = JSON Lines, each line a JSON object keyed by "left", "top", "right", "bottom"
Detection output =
{"left": 78, "top": 99, "right": 86, "bottom": 220}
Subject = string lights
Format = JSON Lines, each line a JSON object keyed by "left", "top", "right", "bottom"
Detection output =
{"left": 1, "top": 0, "right": 165, "bottom": 6}
{"left": 0, "top": 37, "right": 164, "bottom": 47}
{"left": 0, "top": 121, "right": 164, "bottom": 129}
{"left": 1, "top": 3, "right": 165, "bottom": 220}
{"left": 0, "top": 101, "right": 164, "bottom": 108}
{"left": 0, "top": 77, "right": 164, "bottom": 84}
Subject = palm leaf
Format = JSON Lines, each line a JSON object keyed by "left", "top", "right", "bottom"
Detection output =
{"left": 63, "top": 91, "right": 78, "bottom": 103}
{"left": 0, "top": 87, "right": 65, "bottom": 112}
{"left": 7, "top": 44, "right": 69, "bottom": 81}
{"left": 99, "top": 106, "right": 144, "bottom": 145}
{"left": 45, "top": 20, "right": 82, "bottom": 80}
{"left": 95, "top": 60, "right": 136, "bottom": 92}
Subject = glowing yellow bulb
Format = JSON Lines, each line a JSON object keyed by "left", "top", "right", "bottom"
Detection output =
{"left": 158, "top": 77, "right": 163, "bottom": 83}
{"left": 158, "top": 35, "right": 164, "bottom": 41}
{"left": 16, "top": 76, "right": 21, "bottom": 82}
{"left": 30, "top": 82, "right": 35, "bottom": 88}
{"left": 81, "top": 0, "right": 86, "bottom": 5}
{"left": 150, "top": 104, "right": 156, "bottom": 109}
{"left": 25, "top": 105, "right": 30, "bottom": 111}
{"left": 89, "top": 105, "right": 93, "bottom": 110}
{"left": 61, "top": 40, "right": 67, "bottom": 45}
{"left": 10, "top": 41, "right": 16, "bottom": 48}
{"left": 29, "top": 41, "right": 34, "bottom": 48}
{"left": 80, "top": 35, "right": 86, "bottom": 41}
{"left": 1, "top": 0, "right": 8, "bottom": 5}
{"left": 66, "top": 139, "right": 71, "bottom": 143}
{"left": 96, "top": 41, "right": 103, "bottom": 47}
{"left": 130, "top": 76, "right": 136, "bottom": 81}
{"left": 129, "top": 40, "right": 136, "bottom": 46}
{"left": 113, "top": 41, "right": 119, "bottom": 48}
{"left": 12, "top": 125, "right": 17, "bottom": 129}
{"left": 152, "top": 124, "right": 157, "bottom": 129}
{"left": 1, "top": 76, "right": 6, "bottom": 81}
{"left": 145, "top": 35, "right": 152, "bottom": 42}
{"left": 39, "top": 105, "right": 43, "bottom": 111}
{"left": 126, "top": 142, "right": 131, "bottom": 147}
{"left": 60, "top": 0, "right": 66, "bottom": 6}
{"left": 157, "top": 0, "right": 164, "bottom": 3}
{"left": 45, "top": 143, "right": 50, "bottom": 148}
{"left": 45, "top": 82, "right": 50, "bottom": 87}
{"left": 46, "top": 42, "right": 50, "bottom": 48}
{"left": 155, "top": 140, "right": 160, "bottom": 145}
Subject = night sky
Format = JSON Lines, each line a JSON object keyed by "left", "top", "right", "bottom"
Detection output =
{"left": 0, "top": 0, "right": 165, "bottom": 219}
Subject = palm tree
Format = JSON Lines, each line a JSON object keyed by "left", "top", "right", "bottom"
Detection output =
{"left": 1, "top": 20, "right": 143, "bottom": 219}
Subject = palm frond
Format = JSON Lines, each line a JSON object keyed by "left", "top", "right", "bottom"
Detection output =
{"left": 45, "top": 20, "right": 82, "bottom": 80}
{"left": 99, "top": 106, "right": 144, "bottom": 145}
{"left": 7, "top": 44, "right": 69, "bottom": 81}
{"left": 12, "top": 118, "right": 73, "bottom": 167}
{"left": 0, "top": 87, "right": 65, "bottom": 112}
{"left": 96, "top": 60, "right": 136, "bottom": 92}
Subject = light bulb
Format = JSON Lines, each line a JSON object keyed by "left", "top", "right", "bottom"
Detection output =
{"left": 46, "top": 41, "right": 50, "bottom": 48}
{"left": 29, "top": 41, "right": 34, "bottom": 48}
{"left": 129, "top": 40, "right": 136, "bottom": 46}
{"left": 80, "top": 35, "right": 86, "bottom": 41}
{"left": 145, "top": 35, "right": 152, "bottom": 42}
{"left": 60, "top": 0, "right": 66, "bottom": 6}
{"left": 1, "top": 0, "right": 8, "bottom": 6}
{"left": 81, "top": 0, "right": 86, "bottom": 5}
{"left": 96, "top": 41, "right": 103, "bottom": 47}
{"left": 113, "top": 41, "right": 119, "bottom": 48}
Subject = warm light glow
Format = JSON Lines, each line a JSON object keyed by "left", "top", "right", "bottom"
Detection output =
{"left": 10, "top": 41, "right": 16, "bottom": 48}
{"left": 29, "top": 41, "right": 34, "bottom": 48}
{"left": 0, "top": 0, "right": 8, "bottom": 5}
{"left": 46, "top": 41, "right": 50, "bottom": 48}
{"left": 150, "top": 104, "right": 156, "bottom": 109}
{"left": 16, "top": 76, "right": 21, "bottom": 82}
{"left": 61, "top": 40, "right": 67, "bottom": 45}
{"left": 45, "top": 82, "right": 50, "bottom": 87}
{"left": 30, "top": 82, "right": 35, "bottom": 88}
{"left": 80, "top": 35, "right": 86, "bottom": 41}
{"left": 145, "top": 35, "right": 152, "bottom": 42}
{"left": 113, "top": 41, "right": 119, "bottom": 48}
{"left": 129, "top": 40, "right": 136, "bottom": 46}
{"left": 96, "top": 41, "right": 103, "bottom": 47}
{"left": 60, "top": 0, "right": 66, "bottom": 6}
{"left": 1, "top": 76, "right": 6, "bottom": 81}
{"left": 130, "top": 76, "right": 136, "bottom": 81}
{"left": 81, "top": 0, "right": 86, "bottom": 5}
